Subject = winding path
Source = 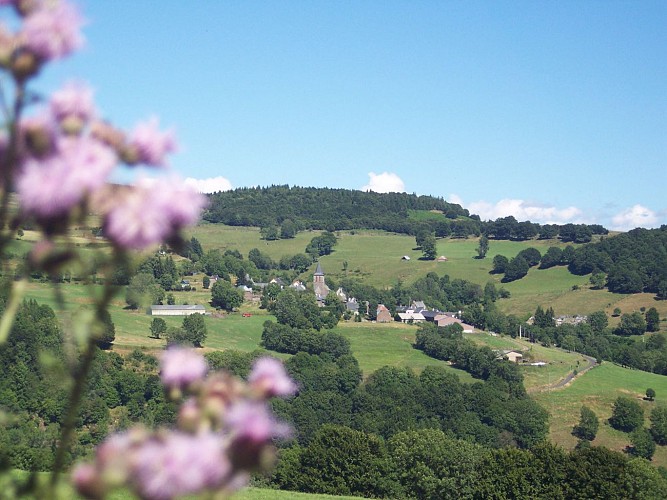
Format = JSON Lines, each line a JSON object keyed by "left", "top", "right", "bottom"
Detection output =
{"left": 533, "top": 351, "right": 597, "bottom": 393}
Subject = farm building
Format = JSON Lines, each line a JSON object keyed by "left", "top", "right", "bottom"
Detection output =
{"left": 497, "top": 349, "right": 524, "bottom": 363}
{"left": 434, "top": 314, "right": 475, "bottom": 333}
{"left": 150, "top": 305, "right": 206, "bottom": 316}
{"left": 376, "top": 304, "right": 393, "bottom": 323}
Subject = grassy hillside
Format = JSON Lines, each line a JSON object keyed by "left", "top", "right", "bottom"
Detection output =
{"left": 533, "top": 361, "right": 667, "bottom": 467}
{"left": 14, "top": 223, "right": 667, "bottom": 472}
{"left": 189, "top": 225, "right": 667, "bottom": 322}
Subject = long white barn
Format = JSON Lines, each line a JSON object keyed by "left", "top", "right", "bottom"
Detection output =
{"left": 149, "top": 305, "right": 206, "bottom": 316}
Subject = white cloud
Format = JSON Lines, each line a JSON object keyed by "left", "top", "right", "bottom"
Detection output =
{"left": 453, "top": 195, "right": 588, "bottom": 225}
{"left": 361, "top": 172, "right": 406, "bottom": 193}
{"left": 611, "top": 204, "right": 658, "bottom": 231}
{"left": 184, "top": 176, "right": 233, "bottom": 193}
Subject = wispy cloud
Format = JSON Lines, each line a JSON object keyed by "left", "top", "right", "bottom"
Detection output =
{"left": 184, "top": 176, "right": 233, "bottom": 193}
{"left": 611, "top": 204, "right": 658, "bottom": 231}
{"left": 451, "top": 195, "right": 587, "bottom": 225}
{"left": 361, "top": 172, "right": 406, "bottom": 193}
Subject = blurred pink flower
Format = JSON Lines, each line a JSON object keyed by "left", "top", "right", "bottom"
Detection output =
{"left": 128, "top": 117, "right": 176, "bottom": 166}
{"left": 104, "top": 177, "right": 206, "bottom": 250}
{"left": 20, "top": 1, "right": 84, "bottom": 61}
{"left": 160, "top": 347, "right": 208, "bottom": 390}
{"left": 132, "top": 432, "right": 231, "bottom": 500}
{"left": 49, "top": 81, "right": 96, "bottom": 125}
{"left": 248, "top": 357, "right": 297, "bottom": 398}
{"left": 17, "top": 136, "right": 115, "bottom": 218}
{"left": 20, "top": 112, "right": 58, "bottom": 157}
{"left": 226, "top": 400, "right": 291, "bottom": 444}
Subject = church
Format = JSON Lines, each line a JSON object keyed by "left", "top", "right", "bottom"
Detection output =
{"left": 313, "top": 261, "right": 330, "bottom": 305}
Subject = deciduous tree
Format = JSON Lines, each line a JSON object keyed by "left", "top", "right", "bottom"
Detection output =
{"left": 609, "top": 397, "right": 644, "bottom": 432}
{"left": 210, "top": 280, "right": 243, "bottom": 311}
{"left": 149, "top": 318, "right": 167, "bottom": 339}
{"left": 476, "top": 235, "right": 489, "bottom": 259}
{"left": 572, "top": 406, "right": 599, "bottom": 442}
{"left": 182, "top": 313, "right": 207, "bottom": 347}
{"left": 421, "top": 233, "right": 437, "bottom": 260}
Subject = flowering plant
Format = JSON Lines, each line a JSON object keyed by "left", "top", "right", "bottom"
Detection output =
{"left": 0, "top": 1, "right": 296, "bottom": 498}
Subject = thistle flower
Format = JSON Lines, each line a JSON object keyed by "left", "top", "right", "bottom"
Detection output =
{"left": 131, "top": 432, "right": 231, "bottom": 500}
{"left": 126, "top": 117, "right": 176, "bottom": 167}
{"left": 248, "top": 357, "right": 297, "bottom": 398}
{"left": 20, "top": 0, "right": 84, "bottom": 62}
{"left": 103, "top": 177, "right": 206, "bottom": 250}
{"left": 226, "top": 400, "right": 292, "bottom": 444}
{"left": 20, "top": 112, "right": 57, "bottom": 157}
{"left": 225, "top": 400, "right": 291, "bottom": 470}
{"left": 159, "top": 346, "right": 208, "bottom": 391}
{"left": 17, "top": 136, "right": 115, "bottom": 218}
{"left": 49, "top": 81, "right": 96, "bottom": 131}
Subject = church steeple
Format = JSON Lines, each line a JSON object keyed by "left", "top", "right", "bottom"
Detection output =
{"left": 313, "top": 261, "right": 329, "bottom": 300}
{"left": 314, "top": 261, "right": 324, "bottom": 280}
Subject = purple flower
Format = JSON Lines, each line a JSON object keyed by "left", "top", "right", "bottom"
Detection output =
{"left": 20, "top": 1, "right": 84, "bottom": 61}
{"left": 49, "top": 80, "right": 96, "bottom": 126}
{"left": 131, "top": 432, "right": 230, "bottom": 500}
{"left": 248, "top": 357, "right": 297, "bottom": 398}
{"left": 160, "top": 347, "right": 208, "bottom": 390}
{"left": 71, "top": 463, "right": 104, "bottom": 499}
{"left": 104, "top": 177, "right": 206, "bottom": 250}
{"left": 17, "top": 136, "right": 115, "bottom": 218}
{"left": 225, "top": 400, "right": 291, "bottom": 444}
{"left": 127, "top": 117, "right": 176, "bottom": 166}
{"left": 20, "top": 112, "right": 58, "bottom": 157}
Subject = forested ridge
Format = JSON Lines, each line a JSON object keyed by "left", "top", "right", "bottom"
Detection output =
{"left": 568, "top": 226, "right": 667, "bottom": 296}
{"left": 204, "top": 185, "right": 470, "bottom": 233}
{"left": 204, "top": 185, "right": 607, "bottom": 241}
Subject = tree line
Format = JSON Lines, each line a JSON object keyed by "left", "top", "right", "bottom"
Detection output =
{"left": 203, "top": 185, "right": 607, "bottom": 241}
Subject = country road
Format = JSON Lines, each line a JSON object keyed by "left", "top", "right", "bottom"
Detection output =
{"left": 537, "top": 351, "right": 597, "bottom": 392}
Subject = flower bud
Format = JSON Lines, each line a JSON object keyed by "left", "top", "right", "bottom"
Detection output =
{"left": 90, "top": 121, "right": 125, "bottom": 151}
{"left": 72, "top": 464, "right": 106, "bottom": 500}
{"left": 10, "top": 49, "right": 40, "bottom": 80}
{"left": 23, "top": 122, "right": 54, "bottom": 157}
{"left": 177, "top": 398, "right": 202, "bottom": 432}
{"left": 16, "top": 0, "right": 40, "bottom": 17}
{"left": 118, "top": 143, "right": 139, "bottom": 165}
{"left": 60, "top": 115, "right": 85, "bottom": 135}
{"left": 0, "top": 24, "right": 14, "bottom": 68}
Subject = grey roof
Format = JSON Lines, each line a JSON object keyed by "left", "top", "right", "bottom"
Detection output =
{"left": 314, "top": 261, "right": 324, "bottom": 276}
{"left": 151, "top": 305, "right": 205, "bottom": 311}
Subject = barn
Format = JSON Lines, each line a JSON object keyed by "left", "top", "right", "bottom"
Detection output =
{"left": 149, "top": 304, "right": 206, "bottom": 316}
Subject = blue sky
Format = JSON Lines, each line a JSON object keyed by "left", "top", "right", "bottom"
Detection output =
{"left": 35, "top": 1, "right": 666, "bottom": 230}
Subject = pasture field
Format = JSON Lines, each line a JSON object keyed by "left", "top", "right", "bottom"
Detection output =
{"left": 20, "top": 280, "right": 667, "bottom": 469}
{"left": 335, "top": 321, "right": 475, "bottom": 382}
{"left": 186, "top": 224, "right": 667, "bottom": 322}
{"left": 533, "top": 361, "right": 667, "bottom": 467}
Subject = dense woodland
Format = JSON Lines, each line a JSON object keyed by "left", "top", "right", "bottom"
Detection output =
{"left": 204, "top": 186, "right": 607, "bottom": 242}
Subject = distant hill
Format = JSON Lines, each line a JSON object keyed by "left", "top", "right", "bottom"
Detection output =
{"left": 204, "top": 185, "right": 607, "bottom": 242}
{"left": 204, "top": 185, "right": 473, "bottom": 234}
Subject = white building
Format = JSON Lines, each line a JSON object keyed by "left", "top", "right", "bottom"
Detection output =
{"left": 150, "top": 305, "right": 206, "bottom": 316}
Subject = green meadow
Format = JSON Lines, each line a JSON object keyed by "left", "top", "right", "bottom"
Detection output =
{"left": 533, "top": 361, "right": 667, "bottom": 467}
{"left": 188, "top": 225, "right": 667, "bottom": 321}
{"left": 15, "top": 223, "right": 667, "bottom": 472}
